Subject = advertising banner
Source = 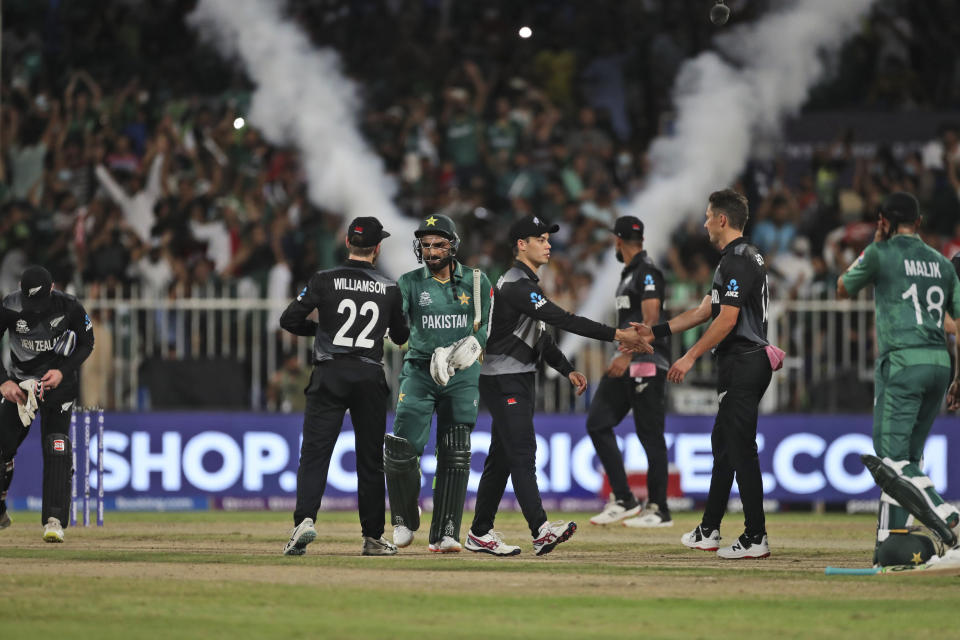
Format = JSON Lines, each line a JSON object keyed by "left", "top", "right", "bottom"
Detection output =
{"left": 8, "top": 412, "right": 959, "bottom": 511}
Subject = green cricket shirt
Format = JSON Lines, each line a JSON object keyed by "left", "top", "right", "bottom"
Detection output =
{"left": 842, "top": 234, "right": 960, "bottom": 366}
{"left": 397, "top": 261, "right": 492, "bottom": 360}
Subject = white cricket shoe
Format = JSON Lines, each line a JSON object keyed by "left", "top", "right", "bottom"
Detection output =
{"left": 589, "top": 494, "right": 641, "bottom": 525}
{"left": 428, "top": 535, "right": 462, "bottom": 553}
{"left": 282, "top": 517, "right": 317, "bottom": 556}
{"left": 42, "top": 517, "right": 64, "bottom": 543}
{"left": 362, "top": 536, "right": 398, "bottom": 556}
{"left": 532, "top": 520, "right": 577, "bottom": 556}
{"left": 464, "top": 529, "right": 521, "bottom": 556}
{"left": 623, "top": 503, "right": 674, "bottom": 528}
{"left": 717, "top": 532, "right": 770, "bottom": 559}
{"left": 681, "top": 524, "right": 721, "bottom": 551}
{"left": 394, "top": 525, "right": 415, "bottom": 548}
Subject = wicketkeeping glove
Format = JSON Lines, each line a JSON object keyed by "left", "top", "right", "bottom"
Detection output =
{"left": 17, "top": 379, "right": 42, "bottom": 427}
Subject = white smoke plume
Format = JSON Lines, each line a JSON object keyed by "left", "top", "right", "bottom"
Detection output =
{"left": 561, "top": 0, "right": 877, "bottom": 355}
{"left": 189, "top": 0, "right": 416, "bottom": 278}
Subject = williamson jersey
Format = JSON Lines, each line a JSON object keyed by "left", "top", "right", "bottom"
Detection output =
{"left": 398, "top": 261, "right": 492, "bottom": 360}
{"left": 0, "top": 290, "right": 95, "bottom": 384}
{"left": 616, "top": 251, "right": 669, "bottom": 370}
{"left": 712, "top": 237, "right": 769, "bottom": 355}
{"left": 279, "top": 259, "right": 409, "bottom": 366}
{"left": 842, "top": 234, "right": 960, "bottom": 362}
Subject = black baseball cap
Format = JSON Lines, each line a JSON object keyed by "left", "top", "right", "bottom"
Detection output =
{"left": 20, "top": 265, "right": 53, "bottom": 312}
{"left": 879, "top": 192, "right": 919, "bottom": 226}
{"left": 509, "top": 215, "right": 559, "bottom": 242}
{"left": 611, "top": 216, "right": 644, "bottom": 240}
{"left": 346, "top": 216, "right": 390, "bottom": 247}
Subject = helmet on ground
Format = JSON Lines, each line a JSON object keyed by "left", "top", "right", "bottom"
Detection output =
{"left": 875, "top": 530, "right": 936, "bottom": 567}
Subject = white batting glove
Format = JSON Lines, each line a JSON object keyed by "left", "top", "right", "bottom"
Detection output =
{"left": 447, "top": 335, "right": 482, "bottom": 371}
{"left": 430, "top": 345, "right": 455, "bottom": 386}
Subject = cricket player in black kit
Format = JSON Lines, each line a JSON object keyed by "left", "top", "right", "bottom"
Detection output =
{"left": 466, "top": 215, "right": 651, "bottom": 556}
{"left": 0, "top": 265, "right": 94, "bottom": 542}
{"left": 279, "top": 217, "right": 409, "bottom": 557}
{"left": 587, "top": 216, "right": 673, "bottom": 528}
{"left": 635, "top": 190, "right": 774, "bottom": 559}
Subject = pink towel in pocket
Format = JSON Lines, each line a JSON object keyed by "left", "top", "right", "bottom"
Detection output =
{"left": 629, "top": 362, "right": 657, "bottom": 378}
{"left": 765, "top": 344, "right": 786, "bottom": 371}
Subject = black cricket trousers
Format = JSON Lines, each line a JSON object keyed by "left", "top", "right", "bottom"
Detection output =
{"left": 0, "top": 381, "right": 77, "bottom": 526}
{"left": 472, "top": 372, "right": 546, "bottom": 537}
{"left": 294, "top": 358, "right": 390, "bottom": 539}
{"left": 586, "top": 369, "right": 668, "bottom": 510}
{"left": 701, "top": 348, "right": 772, "bottom": 537}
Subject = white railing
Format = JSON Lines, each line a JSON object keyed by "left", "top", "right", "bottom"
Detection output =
{"left": 4, "top": 284, "right": 886, "bottom": 414}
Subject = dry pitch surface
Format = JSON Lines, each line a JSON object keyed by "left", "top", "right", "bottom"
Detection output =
{"left": 2, "top": 511, "right": 958, "bottom": 639}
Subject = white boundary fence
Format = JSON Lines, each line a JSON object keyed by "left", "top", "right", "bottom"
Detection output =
{"left": 3, "top": 285, "right": 885, "bottom": 414}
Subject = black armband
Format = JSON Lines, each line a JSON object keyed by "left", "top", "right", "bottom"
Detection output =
{"left": 652, "top": 322, "right": 672, "bottom": 339}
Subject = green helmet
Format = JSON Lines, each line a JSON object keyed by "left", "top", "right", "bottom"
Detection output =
{"left": 413, "top": 214, "right": 460, "bottom": 266}
{"left": 875, "top": 530, "right": 936, "bottom": 567}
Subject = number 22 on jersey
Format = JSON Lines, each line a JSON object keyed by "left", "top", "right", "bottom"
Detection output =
{"left": 333, "top": 299, "right": 380, "bottom": 347}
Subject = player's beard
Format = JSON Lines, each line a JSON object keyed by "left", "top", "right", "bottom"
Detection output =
{"left": 615, "top": 249, "right": 624, "bottom": 263}
{"left": 425, "top": 253, "right": 453, "bottom": 273}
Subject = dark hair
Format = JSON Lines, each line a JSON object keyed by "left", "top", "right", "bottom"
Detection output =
{"left": 347, "top": 237, "right": 377, "bottom": 257}
{"left": 708, "top": 189, "right": 749, "bottom": 230}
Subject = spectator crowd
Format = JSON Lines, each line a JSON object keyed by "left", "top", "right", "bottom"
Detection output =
{"left": 2, "top": 0, "right": 959, "bottom": 317}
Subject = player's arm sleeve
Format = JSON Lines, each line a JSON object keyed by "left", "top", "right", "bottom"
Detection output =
{"left": 641, "top": 268, "right": 666, "bottom": 302}
{"left": 502, "top": 279, "right": 616, "bottom": 341}
{"left": 387, "top": 283, "right": 410, "bottom": 346}
{"left": 475, "top": 272, "right": 493, "bottom": 349}
{"left": 840, "top": 243, "right": 877, "bottom": 296}
{"left": 0, "top": 310, "right": 10, "bottom": 383}
{"left": 538, "top": 331, "right": 574, "bottom": 377}
{"left": 279, "top": 276, "right": 321, "bottom": 337}
{"left": 59, "top": 302, "right": 95, "bottom": 376}
{"left": 638, "top": 268, "right": 664, "bottom": 323}
{"left": 718, "top": 256, "right": 757, "bottom": 310}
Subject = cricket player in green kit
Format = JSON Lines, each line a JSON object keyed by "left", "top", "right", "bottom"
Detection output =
{"left": 385, "top": 214, "right": 493, "bottom": 553}
{"left": 838, "top": 192, "right": 960, "bottom": 565}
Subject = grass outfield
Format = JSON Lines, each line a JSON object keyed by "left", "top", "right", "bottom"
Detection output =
{"left": 2, "top": 510, "right": 957, "bottom": 639}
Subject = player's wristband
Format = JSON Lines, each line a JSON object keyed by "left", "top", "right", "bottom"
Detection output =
{"left": 652, "top": 322, "right": 672, "bottom": 339}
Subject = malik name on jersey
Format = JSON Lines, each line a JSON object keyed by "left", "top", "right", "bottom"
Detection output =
{"left": 903, "top": 260, "right": 942, "bottom": 278}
